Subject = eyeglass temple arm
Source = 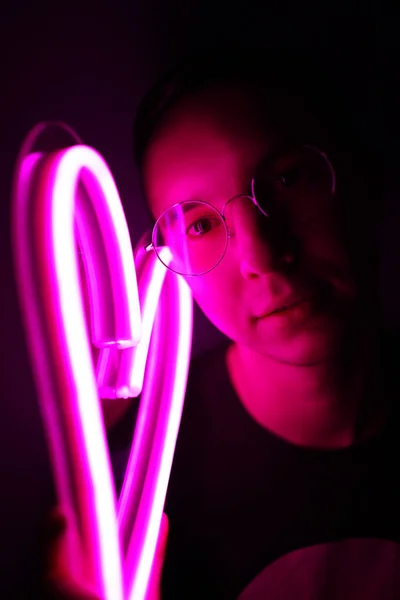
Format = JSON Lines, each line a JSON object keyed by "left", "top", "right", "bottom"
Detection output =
{"left": 250, "top": 178, "right": 269, "bottom": 218}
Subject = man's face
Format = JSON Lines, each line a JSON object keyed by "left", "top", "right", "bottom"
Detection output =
{"left": 143, "top": 85, "right": 361, "bottom": 366}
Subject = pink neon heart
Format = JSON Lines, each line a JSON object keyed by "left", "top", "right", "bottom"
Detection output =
{"left": 12, "top": 133, "right": 192, "bottom": 600}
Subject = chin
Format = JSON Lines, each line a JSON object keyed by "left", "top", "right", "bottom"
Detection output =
{"left": 251, "top": 292, "right": 359, "bottom": 366}
{"left": 264, "top": 336, "right": 340, "bottom": 366}
{"left": 253, "top": 315, "right": 349, "bottom": 367}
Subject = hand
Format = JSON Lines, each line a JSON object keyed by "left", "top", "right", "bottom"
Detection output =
{"left": 42, "top": 508, "right": 100, "bottom": 600}
{"left": 42, "top": 509, "right": 169, "bottom": 600}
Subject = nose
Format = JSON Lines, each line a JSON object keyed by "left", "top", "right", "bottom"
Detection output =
{"left": 229, "top": 201, "right": 298, "bottom": 279}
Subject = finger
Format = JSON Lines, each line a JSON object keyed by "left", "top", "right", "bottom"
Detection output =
{"left": 41, "top": 511, "right": 100, "bottom": 600}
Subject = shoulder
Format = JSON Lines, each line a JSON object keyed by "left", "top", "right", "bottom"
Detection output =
{"left": 165, "top": 344, "right": 232, "bottom": 504}
{"left": 176, "top": 342, "right": 232, "bottom": 435}
{"left": 185, "top": 342, "right": 232, "bottom": 399}
{"left": 375, "top": 328, "right": 400, "bottom": 433}
{"left": 188, "top": 342, "right": 231, "bottom": 377}
{"left": 381, "top": 329, "right": 400, "bottom": 398}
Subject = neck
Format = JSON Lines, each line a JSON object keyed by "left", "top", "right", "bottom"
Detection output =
{"left": 226, "top": 329, "right": 383, "bottom": 449}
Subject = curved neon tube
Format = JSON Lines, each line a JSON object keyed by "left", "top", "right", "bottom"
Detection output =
{"left": 12, "top": 136, "right": 193, "bottom": 599}
{"left": 123, "top": 268, "right": 192, "bottom": 600}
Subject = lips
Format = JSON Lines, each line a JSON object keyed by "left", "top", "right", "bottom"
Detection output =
{"left": 269, "top": 297, "right": 311, "bottom": 316}
{"left": 256, "top": 296, "right": 310, "bottom": 319}
{"left": 255, "top": 286, "right": 330, "bottom": 320}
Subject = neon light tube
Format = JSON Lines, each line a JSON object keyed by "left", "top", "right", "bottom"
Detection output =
{"left": 12, "top": 127, "right": 192, "bottom": 600}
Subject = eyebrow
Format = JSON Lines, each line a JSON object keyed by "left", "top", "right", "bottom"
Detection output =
{"left": 160, "top": 200, "right": 217, "bottom": 228}
{"left": 160, "top": 151, "right": 291, "bottom": 225}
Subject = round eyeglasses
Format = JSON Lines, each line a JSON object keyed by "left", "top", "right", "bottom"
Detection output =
{"left": 146, "top": 145, "right": 336, "bottom": 276}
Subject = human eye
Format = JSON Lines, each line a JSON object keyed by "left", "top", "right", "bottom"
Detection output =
{"left": 279, "top": 161, "right": 307, "bottom": 186}
{"left": 186, "top": 215, "right": 221, "bottom": 237}
{"left": 274, "top": 151, "right": 326, "bottom": 193}
{"left": 273, "top": 155, "right": 309, "bottom": 189}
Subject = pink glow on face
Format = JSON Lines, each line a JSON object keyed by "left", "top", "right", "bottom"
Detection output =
{"left": 12, "top": 129, "right": 192, "bottom": 600}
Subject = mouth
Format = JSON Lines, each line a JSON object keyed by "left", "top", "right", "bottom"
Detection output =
{"left": 257, "top": 292, "right": 324, "bottom": 320}
{"left": 269, "top": 297, "right": 312, "bottom": 316}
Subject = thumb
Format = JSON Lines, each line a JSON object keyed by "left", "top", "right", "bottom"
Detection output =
{"left": 44, "top": 507, "right": 83, "bottom": 583}
{"left": 42, "top": 508, "right": 102, "bottom": 600}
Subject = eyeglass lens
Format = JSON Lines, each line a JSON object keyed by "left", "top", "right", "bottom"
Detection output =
{"left": 153, "top": 201, "right": 228, "bottom": 275}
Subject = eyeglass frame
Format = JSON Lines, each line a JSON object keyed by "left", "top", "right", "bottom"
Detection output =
{"left": 145, "top": 145, "right": 336, "bottom": 277}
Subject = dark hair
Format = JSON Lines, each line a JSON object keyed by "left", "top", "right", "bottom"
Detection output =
{"left": 133, "top": 47, "right": 366, "bottom": 171}
{"left": 133, "top": 47, "right": 382, "bottom": 288}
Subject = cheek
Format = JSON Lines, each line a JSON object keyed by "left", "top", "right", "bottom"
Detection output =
{"left": 187, "top": 271, "right": 245, "bottom": 336}
{"left": 296, "top": 211, "right": 354, "bottom": 279}
{"left": 305, "top": 225, "right": 348, "bottom": 266}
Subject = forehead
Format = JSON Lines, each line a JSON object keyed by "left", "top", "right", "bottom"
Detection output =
{"left": 143, "top": 84, "right": 312, "bottom": 218}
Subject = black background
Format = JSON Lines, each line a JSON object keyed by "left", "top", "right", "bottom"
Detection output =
{"left": 0, "top": 2, "right": 396, "bottom": 597}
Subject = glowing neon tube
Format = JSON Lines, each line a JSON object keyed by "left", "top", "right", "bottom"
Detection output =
{"left": 12, "top": 129, "right": 193, "bottom": 599}
{"left": 122, "top": 265, "right": 192, "bottom": 600}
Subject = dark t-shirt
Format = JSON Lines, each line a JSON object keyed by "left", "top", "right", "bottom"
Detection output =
{"left": 108, "top": 336, "right": 400, "bottom": 599}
